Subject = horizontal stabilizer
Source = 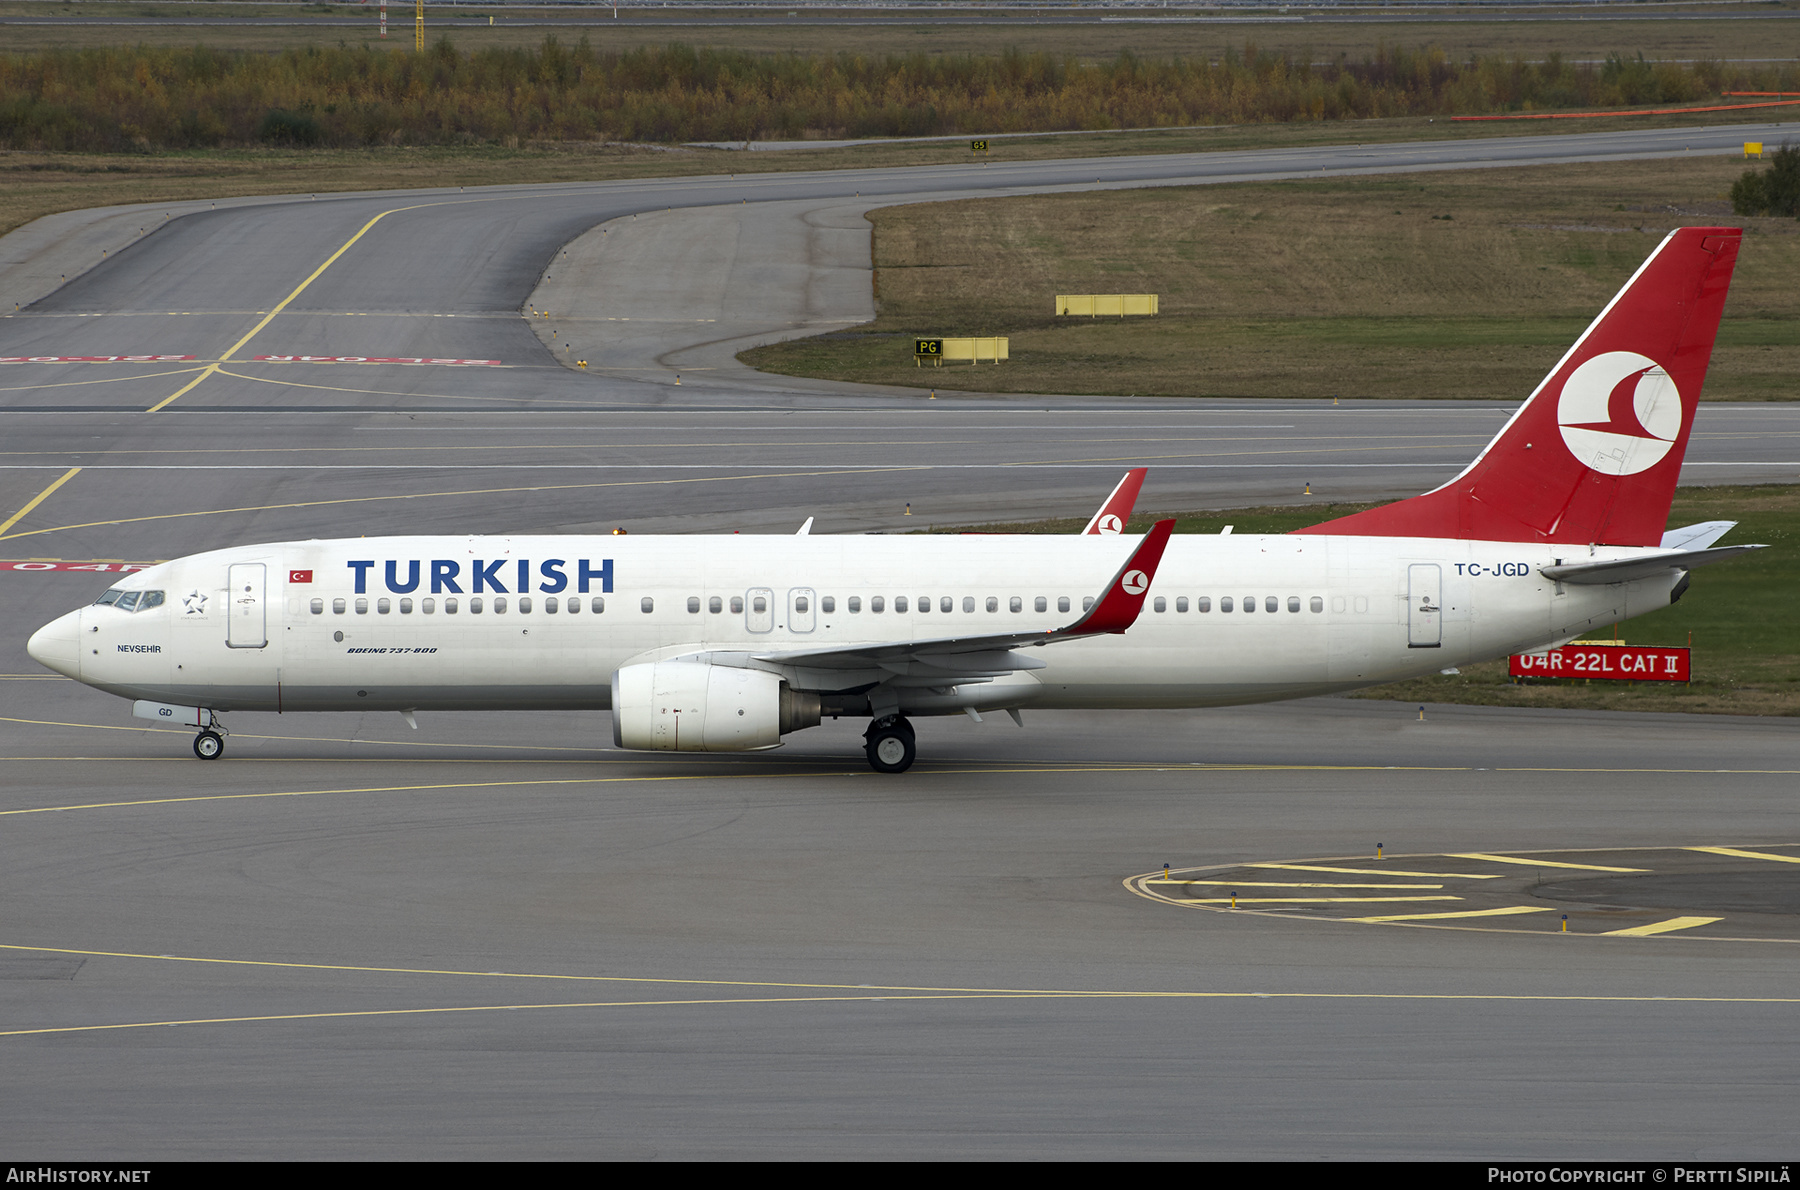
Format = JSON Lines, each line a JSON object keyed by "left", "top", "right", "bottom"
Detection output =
{"left": 1540, "top": 544, "right": 1764, "bottom": 585}
{"left": 1660, "top": 520, "right": 1737, "bottom": 551}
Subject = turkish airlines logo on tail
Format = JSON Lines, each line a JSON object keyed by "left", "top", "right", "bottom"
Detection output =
{"left": 1556, "top": 351, "right": 1682, "bottom": 476}
{"left": 1096, "top": 514, "right": 1123, "bottom": 535}
{"left": 1121, "top": 570, "right": 1149, "bottom": 596}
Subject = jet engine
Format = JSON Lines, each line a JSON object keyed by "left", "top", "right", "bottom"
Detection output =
{"left": 611, "top": 660, "right": 820, "bottom": 752}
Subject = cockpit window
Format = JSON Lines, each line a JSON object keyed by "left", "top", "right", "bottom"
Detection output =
{"left": 94, "top": 588, "right": 164, "bottom": 611}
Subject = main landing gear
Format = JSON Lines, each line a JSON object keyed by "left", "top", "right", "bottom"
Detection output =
{"left": 863, "top": 715, "right": 916, "bottom": 774}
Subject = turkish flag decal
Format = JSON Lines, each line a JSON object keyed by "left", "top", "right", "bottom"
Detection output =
{"left": 289, "top": 570, "right": 313, "bottom": 583}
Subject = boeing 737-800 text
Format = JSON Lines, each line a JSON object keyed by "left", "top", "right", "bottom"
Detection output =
{"left": 26, "top": 227, "right": 1761, "bottom": 772}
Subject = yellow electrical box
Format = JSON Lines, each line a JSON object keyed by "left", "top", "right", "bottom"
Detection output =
{"left": 1056, "top": 294, "right": 1159, "bottom": 316}
{"left": 1745, "top": 141, "right": 1764, "bottom": 158}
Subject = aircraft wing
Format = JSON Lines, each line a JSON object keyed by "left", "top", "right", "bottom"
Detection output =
{"left": 1081, "top": 468, "right": 1148, "bottom": 535}
{"left": 1539, "top": 543, "right": 1765, "bottom": 585}
{"left": 752, "top": 519, "right": 1176, "bottom": 675}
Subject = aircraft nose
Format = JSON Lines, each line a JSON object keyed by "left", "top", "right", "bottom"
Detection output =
{"left": 26, "top": 609, "right": 82, "bottom": 679}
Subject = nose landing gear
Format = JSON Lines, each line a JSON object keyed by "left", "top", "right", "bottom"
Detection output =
{"left": 863, "top": 715, "right": 915, "bottom": 774}
{"left": 192, "top": 719, "right": 226, "bottom": 760}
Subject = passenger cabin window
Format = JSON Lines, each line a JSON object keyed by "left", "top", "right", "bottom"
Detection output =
{"left": 1035, "top": 597, "right": 1047, "bottom": 613}
{"left": 355, "top": 597, "right": 368, "bottom": 614}
{"left": 1243, "top": 596, "right": 1255, "bottom": 613}
{"left": 377, "top": 598, "right": 390, "bottom": 614}
{"left": 941, "top": 596, "right": 954, "bottom": 613}
{"left": 333, "top": 597, "right": 346, "bottom": 614}
{"left": 470, "top": 597, "right": 483, "bottom": 614}
{"left": 1153, "top": 597, "right": 1166, "bottom": 613}
{"left": 591, "top": 596, "right": 605, "bottom": 613}
{"left": 1009, "top": 597, "right": 1021, "bottom": 613}
{"left": 848, "top": 596, "right": 862, "bottom": 613}
{"left": 640, "top": 597, "right": 654, "bottom": 614}
{"left": 493, "top": 597, "right": 507, "bottom": 614}
{"left": 1288, "top": 596, "right": 1301, "bottom": 613}
{"left": 1311, "top": 597, "right": 1324, "bottom": 613}
{"left": 917, "top": 596, "right": 931, "bottom": 614}
{"left": 963, "top": 597, "right": 975, "bottom": 613}
{"left": 1197, "top": 597, "right": 1211, "bottom": 612}
{"left": 821, "top": 596, "right": 835, "bottom": 614}
{"left": 1176, "top": 597, "right": 1189, "bottom": 613}
{"left": 518, "top": 597, "right": 531, "bottom": 613}
{"left": 895, "top": 596, "right": 908, "bottom": 613}
{"left": 1082, "top": 596, "right": 1095, "bottom": 611}
{"left": 687, "top": 597, "right": 701, "bottom": 614}
{"left": 1056, "top": 597, "right": 1069, "bottom": 613}
{"left": 566, "top": 597, "right": 578, "bottom": 613}
{"left": 709, "top": 596, "right": 722, "bottom": 614}
{"left": 871, "top": 596, "right": 884, "bottom": 613}
{"left": 751, "top": 595, "right": 766, "bottom": 614}
{"left": 731, "top": 596, "right": 744, "bottom": 614}
{"left": 445, "top": 598, "right": 458, "bottom": 614}
{"left": 1266, "top": 597, "right": 1279, "bottom": 613}
{"left": 545, "top": 597, "right": 558, "bottom": 614}
{"left": 423, "top": 598, "right": 435, "bottom": 614}
{"left": 1219, "top": 597, "right": 1233, "bottom": 612}
{"left": 400, "top": 598, "right": 413, "bottom": 614}
{"left": 795, "top": 596, "right": 809, "bottom": 614}
{"left": 310, "top": 598, "right": 324, "bottom": 615}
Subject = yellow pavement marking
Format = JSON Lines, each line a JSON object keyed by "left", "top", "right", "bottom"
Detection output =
{"left": 1182, "top": 896, "right": 1461, "bottom": 905}
{"left": 0, "top": 367, "right": 205, "bottom": 394}
{"left": 1147, "top": 880, "right": 1444, "bottom": 889}
{"left": 1449, "top": 852, "right": 1649, "bottom": 873}
{"left": 0, "top": 465, "right": 920, "bottom": 544}
{"left": 1250, "top": 863, "right": 1505, "bottom": 879}
{"left": 1603, "top": 917, "right": 1723, "bottom": 937}
{"left": 6, "top": 941, "right": 1800, "bottom": 1040}
{"left": 1348, "top": 906, "right": 1555, "bottom": 923}
{"left": 0, "top": 468, "right": 79, "bottom": 538}
{"left": 1688, "top": 846, "right": 1800, "bottom": 865}
{"left": 147, "top": 200, "right": 444, "bottom": 412}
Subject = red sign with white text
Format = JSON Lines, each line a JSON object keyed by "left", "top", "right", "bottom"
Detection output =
{"left": 1510, "top": 645, "right": 1690, "bottom": 682}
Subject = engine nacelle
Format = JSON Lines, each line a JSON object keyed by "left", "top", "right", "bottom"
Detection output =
{"left": 611, "top": 660, "right": 820, "bottom": 752}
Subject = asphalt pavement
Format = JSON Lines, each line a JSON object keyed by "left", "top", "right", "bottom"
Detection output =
{"left": 1, "top": 123, "right": 1797, "bottom": 1159}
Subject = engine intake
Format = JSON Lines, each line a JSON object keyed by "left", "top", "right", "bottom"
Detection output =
{"left": 611, "top": 660, "right": 819, "bottom": 752}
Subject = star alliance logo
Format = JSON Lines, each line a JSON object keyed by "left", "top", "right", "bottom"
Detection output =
{"left": 182, "top": 590, "right": 208, "bottom": 616}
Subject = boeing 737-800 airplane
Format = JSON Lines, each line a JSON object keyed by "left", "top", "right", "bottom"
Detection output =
{"left": 27, "top": 227, "right": 1761, "bottom": 772}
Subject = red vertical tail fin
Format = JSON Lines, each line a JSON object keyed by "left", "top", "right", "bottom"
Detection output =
{"left": 1303, "top": 228, "right": 1742, "bottom": 546}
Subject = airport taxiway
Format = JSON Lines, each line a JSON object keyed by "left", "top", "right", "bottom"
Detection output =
{"left": 1, "top": 125, "right": 1797, "bottom": 1158}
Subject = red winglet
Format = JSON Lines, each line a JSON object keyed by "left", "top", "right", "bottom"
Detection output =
{"left": 1056, "top": 519, "right": 1176, "bottom": 637}
{"left": 1082, "top": 468, "right": 1149, "bottom": 535}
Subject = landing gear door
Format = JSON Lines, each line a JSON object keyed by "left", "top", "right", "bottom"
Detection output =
{"left": 227, "top": 562, "right": 267, "bottom": 649}
{"left": 1407, "top": 563, "right": 1441, "bottom": 649}
{"left": 745, "top": 587, "right": 774, "bottom": 634}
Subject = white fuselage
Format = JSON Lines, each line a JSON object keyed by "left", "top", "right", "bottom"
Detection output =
{"left": 34, "top": 532, "right": 1677, "bottom": 717}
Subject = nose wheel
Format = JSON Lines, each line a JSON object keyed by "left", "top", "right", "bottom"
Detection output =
{"left": 863, "top": 716, "right": 916, "bottom": 774}
{"left": 193, "top": 730, "right": 224, "bottom": 760}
